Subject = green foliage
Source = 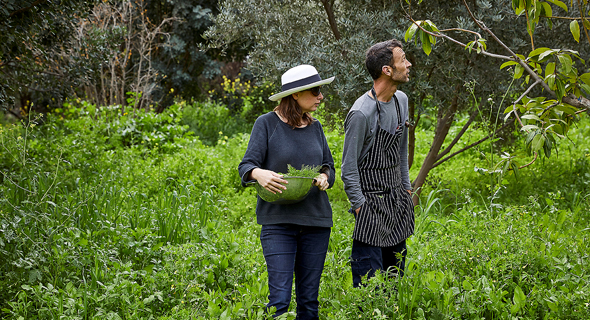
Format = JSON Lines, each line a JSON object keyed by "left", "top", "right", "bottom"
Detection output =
{"left": 285, "top": 164, "right": 321, "bottom": 178}
{"left": 2, "top": 102, "right": 590, "bottom": 319}
{"left": 180, "top": 99, "right": 252, "bottom": 146}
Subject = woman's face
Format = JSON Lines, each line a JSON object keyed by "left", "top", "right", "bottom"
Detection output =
{"left": 293, "top": 87, "right": 323, "bottom": 114}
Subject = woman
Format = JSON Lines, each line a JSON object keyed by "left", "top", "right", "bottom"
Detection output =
{"left": 238, "top": 64, "right": 335, "bottom": 320}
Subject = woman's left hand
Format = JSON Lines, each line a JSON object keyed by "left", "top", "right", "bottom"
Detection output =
{"left": 313, "top": 173, "right": 329, "bottom": 191}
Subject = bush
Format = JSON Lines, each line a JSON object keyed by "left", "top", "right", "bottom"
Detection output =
{"left": 180, "top": 99, "right": 252, "bottom": 145}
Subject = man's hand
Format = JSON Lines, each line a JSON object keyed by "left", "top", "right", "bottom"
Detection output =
{"left": 355, "top": 207, "right": 360, "bottom": 215}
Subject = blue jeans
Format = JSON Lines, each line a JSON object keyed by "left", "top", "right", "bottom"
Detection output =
{"left": 350, "top": 239, "right": 407, "bottom": 288}
{"left": 260, "top": 224, "right": 331, "bottom": 320}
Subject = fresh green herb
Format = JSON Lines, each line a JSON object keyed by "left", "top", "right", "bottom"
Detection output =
{"left": 285, "top": 164, "right": 321, "bottom": 178}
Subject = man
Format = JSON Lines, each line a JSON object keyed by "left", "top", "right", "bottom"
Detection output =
{"left": 341, "top": 39, "right": 415, "bottom": 287}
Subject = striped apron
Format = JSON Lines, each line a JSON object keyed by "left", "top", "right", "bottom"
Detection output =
{"left": 352, "top": 90, "right": 415, "bottom": 247}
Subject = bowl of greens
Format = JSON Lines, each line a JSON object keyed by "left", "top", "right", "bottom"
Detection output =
{"left": 252, "top": 165, "right": 320, "bottom": 205}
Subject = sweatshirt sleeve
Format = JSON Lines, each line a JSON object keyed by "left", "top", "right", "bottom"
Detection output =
{"left": 238, "top": 116, "right": 268, "bottom": 187}
{"left": 317, "top": 122, "right": 336, "bottom": 189}
{"left": 341, "top": 109, "right": 369, "bottom": 210}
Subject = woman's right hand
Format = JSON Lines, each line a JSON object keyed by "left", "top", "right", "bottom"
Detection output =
{"left": 250, "top": 168, "right": 288, "bottom": 194}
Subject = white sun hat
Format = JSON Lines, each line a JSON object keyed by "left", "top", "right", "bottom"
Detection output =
{"left": 268, "top": 64, "right": 335, "bottom": 101}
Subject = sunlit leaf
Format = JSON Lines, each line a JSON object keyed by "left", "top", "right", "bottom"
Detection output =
{"left": 528, "top": 47, "right": 551, "bottom": 58}
{"left": 532, "top": 133, "right": 545, "bottom": 152}
{"left": 522, "top": 114, "right": 542, "bottom": 121}
{"left": 521, "top": 124, "right": 539, "bottom": 132}
{"left": 557, "top": 54, "right": 572, "bottom": 74}
{"left": 538, "top": 50, "right": 558, "bottom": 62}
{"left": 570, "top": 20, "right": 580, "bottom": 42}
{"left": 514, "top": 64, "right": 525, "bottom": 79}
{"left": 544, "top": 0, "right": 568, "bottom": 12}
{"left": 500, "top": 61, "right": 519, "bottom": 69}
{"left": 405, "top": 23, "right": 419, "bottom": 42}
{"left": 545, "top": 62, "right": 556, "bottom": 76}
{"left": 541, "top": 2, "right": 553, "bottom": 18}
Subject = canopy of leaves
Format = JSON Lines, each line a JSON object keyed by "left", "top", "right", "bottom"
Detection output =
{"left": 205, "top": 0, "right": 588, "bottom": 126}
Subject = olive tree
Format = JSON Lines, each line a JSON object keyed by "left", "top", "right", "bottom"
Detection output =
{"left": 205, "top": 0, "right": 588, "bottom": 203}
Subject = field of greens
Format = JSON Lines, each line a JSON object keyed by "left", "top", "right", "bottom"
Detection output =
{"left": 1, "top": 101, "right": 589, "bottom": 319}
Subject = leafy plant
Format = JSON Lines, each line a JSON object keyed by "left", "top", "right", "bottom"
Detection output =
{"left": 285, "top": 164, "right": 321, "bottom": 178}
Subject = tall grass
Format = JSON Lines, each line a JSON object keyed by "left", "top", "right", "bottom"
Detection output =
{"left": 1, "top": 104, "right": 589, "bottom": 319}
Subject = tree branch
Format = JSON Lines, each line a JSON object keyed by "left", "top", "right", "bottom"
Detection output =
{"left": 406, "top": 18, "right": 513, "bottom": 60}
{"left": 9, "top": 0, "right": 47, "bottom": 17}
{"left": 576, "top": 0, "right": 590, "bottom": 45}
{"left": 436, "top": 109, "right": 478, "bottom": 161}
{"left": 320, "top": 0, "right": 341, "bottom": 40}
{"left": 512, "top": 79, "right": 542, "bottom": 106}
{"left": 518, "top": 151, "right": 538, "bottom": 169}
{"left": 5, "top": 108, "right": 23, "bottom": 120}
{"left": 432, "top": 118, "right": 515, "bottom": 169}
{"left": 461, "top": 0, "right": 590, "bottom": 110}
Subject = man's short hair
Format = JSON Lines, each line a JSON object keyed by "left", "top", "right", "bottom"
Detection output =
{"left": 365, "top": 39, "right": 403, "bottom": 80}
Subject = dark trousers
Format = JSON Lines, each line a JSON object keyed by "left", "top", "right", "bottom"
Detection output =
{"left": 350, "top": 239, "right": 407, "bottom": 288}
{"left": 260, "top": 224, "right": 331, "bottom": 320}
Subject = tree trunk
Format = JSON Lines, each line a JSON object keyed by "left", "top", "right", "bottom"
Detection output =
{"left": 320, "top": 0, "right": 341, "bottom": 40}
{"left": 411, "top": 84, "right": 461, "bottom": 205}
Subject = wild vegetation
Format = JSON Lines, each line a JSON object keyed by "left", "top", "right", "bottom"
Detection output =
{"left": 2, "top": 0, "right": 590, "bottom": 319}
{"left": 1, "top": 97, "right": 589, "bottom": 319}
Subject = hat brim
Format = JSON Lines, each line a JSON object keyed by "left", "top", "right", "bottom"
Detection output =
{"left": 268, "top": 76, "right": 335, "bottom": 101}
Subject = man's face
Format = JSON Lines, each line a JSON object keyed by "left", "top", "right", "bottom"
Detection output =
{"left": 387, "top": 47, "right": 412, "bottom": 84}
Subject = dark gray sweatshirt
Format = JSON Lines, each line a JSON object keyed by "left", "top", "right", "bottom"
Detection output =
{"left": 341, "top": 91, "right": 411, "bottom": 211}
{"left": 238, "top": 112, "right": 335, "bottom": 227}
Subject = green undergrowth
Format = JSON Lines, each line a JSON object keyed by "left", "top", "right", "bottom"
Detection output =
{"left": 1, "top": 103, "right": 589, "bottom": 319}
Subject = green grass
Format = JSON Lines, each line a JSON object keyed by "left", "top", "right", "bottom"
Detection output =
{"left": 1, "top": 103, "right": 589, "bottom": 319}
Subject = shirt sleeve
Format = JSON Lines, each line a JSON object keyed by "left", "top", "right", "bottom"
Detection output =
{"left": 238, "top": 117, "right": 268, "bottom": 187}
{"left": 397, "top": 92, "right": 412, "bottom": 191}
{"left": 341, "top": 109, "right": 369, "bottom": 210}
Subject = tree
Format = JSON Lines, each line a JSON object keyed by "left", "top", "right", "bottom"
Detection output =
{"left": 0, "top": 0, "right": 95, "bottom": 117}
{"left": 405, "top": 0, "right": 590, "bottom": 202}
{"left": 205, "top": 0, "right": 588, "bottom": 203}
{"left": 1, "top": 0, "right": 238, "bottom": 115}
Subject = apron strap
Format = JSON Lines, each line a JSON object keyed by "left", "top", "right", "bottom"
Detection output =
{"left": 371, "top": 87, "right": 382, "bottom": 129}
{"left": 372, "top": 87, "right": 402, "bottom": 130}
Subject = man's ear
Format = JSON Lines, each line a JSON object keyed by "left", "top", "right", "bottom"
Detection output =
{"left": 292, "top": 93, "right": 299, "bottom": 100}
{"left": 382, "top": 65, "right": 390, "bottom": 76}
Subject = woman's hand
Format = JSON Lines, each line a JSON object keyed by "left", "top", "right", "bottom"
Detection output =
{"left": 313, "top": 173, "right": 329, "bottom": 191}
{"left": 250, "top": 168, "right": 288, "bottom": 194}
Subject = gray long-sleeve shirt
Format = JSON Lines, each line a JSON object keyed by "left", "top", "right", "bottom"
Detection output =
{"left": 238, "top": 112, "right": 335, "bottom": 227}
{"left": 341, "top": 91, "right": 411, "bottom": 211}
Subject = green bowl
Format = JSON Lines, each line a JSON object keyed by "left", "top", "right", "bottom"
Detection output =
{"left": 254, "top": 176, "right": 315, "bottom": 204}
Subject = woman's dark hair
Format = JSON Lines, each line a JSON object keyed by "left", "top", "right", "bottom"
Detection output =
{"left": 365, "top": 39, "right": 403, "bottom": 80}
{"left": 274, "top": 94, "right": 314, "bottom": 128}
